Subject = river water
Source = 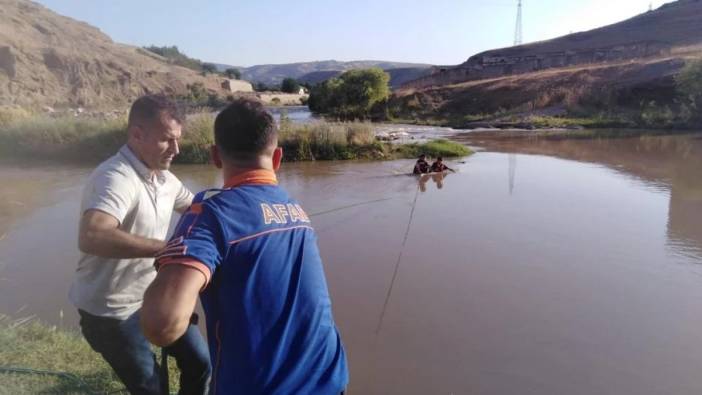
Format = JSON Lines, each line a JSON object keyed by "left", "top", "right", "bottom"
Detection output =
{"left": 1, "top": 130, "right": 702, "bottom": 394}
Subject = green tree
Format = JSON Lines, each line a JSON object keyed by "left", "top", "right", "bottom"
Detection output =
{"left": 308, "top": 68, "right": 390, "bottom": 120}
{"left": 677, "top": 59, "right": 702, "bottom": 109}
{"left": 225, "top": 68, "right": 241, "bottom": 80}
{"left": 202, "top": 63, "right": 218, "bottom": 74}
{"left": 143, "top": 45, "right": 202, "bottom": 71}
{"left": 281, "top": 78, "right": 301, "bottom": 93}
{"left": 254, "top": 82, "right": 269, "bottom": 92}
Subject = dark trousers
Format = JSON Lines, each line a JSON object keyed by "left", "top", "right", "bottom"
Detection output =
{"left": 79, "top": 309, "right": 211, "bottom": 395}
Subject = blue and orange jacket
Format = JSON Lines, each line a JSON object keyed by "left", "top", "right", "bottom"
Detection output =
{"left": 156, "top": 170, "right": 348, "bottom": 394}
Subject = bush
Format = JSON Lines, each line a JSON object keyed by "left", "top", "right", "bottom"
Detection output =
{"left": 176, "top": 113, "right": 215, "bottom": 164}
{"left": 676, "top": 58, "right": 702, "bottom": 122}
{"left": 281, "top": 78, "right": 300, "bottom": 94}
{"left": 279, "top": 121, "right": 378, "bottom": 160}
{"left": 395, "top": 139, "right": 471, "bottom": 158}
{"left": 225, "top": 68, "right": 241, "bottom": 80}
{"left": 0, "top": 106, "right": 33, "bottom": 127}
{"left": 143, "top": 45, "right": 202, "bottom": 71}
{"left": 308, "top": 68, "right": 390, "bottom": 120}
{"left": 201, "top": 63, "right": 218, "bottom": 74}
{"left": 0, "top": 116, "right": 127, "bottom": 162}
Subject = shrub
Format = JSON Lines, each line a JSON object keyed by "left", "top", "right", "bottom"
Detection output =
{"left": 0, "top": 106, "right": 33, "bottom": 127}
{"left": 176, "top": 113, "right": 215, "bottom": 164}
{"left": 143, "top": 45, "right": 202, "bottom": 71}
{"left": 225, "top": 68, "right": 241, "bottom": 80}
{"left": 281, "top": 78, "right": 301, "bottom": 94}
{"left": 308, "top": 68, "right": 390, "bottom": 120}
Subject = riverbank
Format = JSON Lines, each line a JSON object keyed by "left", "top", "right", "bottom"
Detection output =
{"left": 0, "top": 315, "right": 181, "bottom": 394}
{"left": 0, "top": 114, "right": 470, "bottom": 164}
{"left": 388, "top": 112, "right": 702, "bottom": 132}
{"left": 449, "top": 127, "right": 700, "bottom": 144}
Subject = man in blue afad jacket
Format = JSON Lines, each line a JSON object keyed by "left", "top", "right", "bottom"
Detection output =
{"left": 142, "top": 98, "right": 349, "bottom": 394}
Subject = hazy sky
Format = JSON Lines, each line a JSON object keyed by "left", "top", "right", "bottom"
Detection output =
{"left": 35, "top": 0, "right": 667, "bottom": 67}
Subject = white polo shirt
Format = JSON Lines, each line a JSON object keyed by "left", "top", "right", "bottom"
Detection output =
{"left": 69, "top": 145, "right": 193, "bottom": 319}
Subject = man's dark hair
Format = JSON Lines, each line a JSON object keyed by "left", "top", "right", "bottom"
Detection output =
{"left": 128, "top": 94, "right": 184, "bottom": 128}
{"left": 214, "top": 98, "right": 277, "bottom": 160}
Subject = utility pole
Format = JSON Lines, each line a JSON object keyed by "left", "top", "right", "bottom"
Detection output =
{"left": 514, "top": 0, "right": 523, "bottom": 46}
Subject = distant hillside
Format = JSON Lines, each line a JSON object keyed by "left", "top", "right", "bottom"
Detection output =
{"left": 404, "top": 0, "right": 702, "bottom": 89}
{"left": 0, "top": 0, "right": 230, "bottom": 109}
{"left": 298, "top": 67, "right": 433, "bottom": 89}
{"left": 393, "top": 0, "right": 702, "bottom": 127}
{"left": 227, "top": 60, "right": 432, "bottom": 86}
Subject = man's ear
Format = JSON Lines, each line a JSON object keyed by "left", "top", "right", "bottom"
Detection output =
{"left": 129, "top": 125, "right": 144, "bottom": 142}
{"left": 272, "top": 147, "right": 283, "bottom": 171}
{"left": 210, "top": 145, "right": 223, "bottom": 169}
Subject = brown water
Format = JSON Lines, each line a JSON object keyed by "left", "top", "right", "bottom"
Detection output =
{"left": 1, "top": 134, "right": 702, "bottom": 394}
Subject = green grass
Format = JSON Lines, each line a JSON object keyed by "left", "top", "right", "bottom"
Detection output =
{"left": 0, "top": 116, "right": 128, "bottom": 163}
{"left": 526, "top": 115, "right": 634, "bottom": 129}
{"left": 394, "top": 139, "right": 472, "bottom": 158}
{"left": 0, "top": 315, "right": 181, "bottom": 394}
{"left": 0, "top": 114, "right": 473, "bottom": 163}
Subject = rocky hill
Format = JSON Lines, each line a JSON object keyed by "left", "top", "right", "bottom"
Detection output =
{"left": 0, "top": 0, "right": 230, "bottom": 109}
{"left": 404, "top": 0, "right": 702, "bottom": 89}
{"left": 393, "top": 0, "right": 702, "bottom": 126}
{"left": 231, "top": 60, "right": 432, "bottom": 86}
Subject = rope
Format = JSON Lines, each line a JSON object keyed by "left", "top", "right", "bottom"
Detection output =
{"left": 309, "top": 197, "right": 394, "bottom": 217}
{"left": 375, "top": 183, "right": 421, "bottom": 334}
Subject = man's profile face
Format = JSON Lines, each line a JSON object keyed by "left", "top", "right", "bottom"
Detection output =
{"left": 136, "top": 114, "right": 182, "bottom": 171}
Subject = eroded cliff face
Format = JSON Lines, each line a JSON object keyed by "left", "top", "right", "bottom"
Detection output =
{"left": 403, "top": 0, "right": 702, "bottom": 90}
{"left": 0, "top": 0, "right": 227, "bottom": 108}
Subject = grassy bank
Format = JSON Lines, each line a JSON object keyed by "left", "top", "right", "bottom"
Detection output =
{"left": 0, "top": 114, "right": 471, "bottom": 164}
{"left": 0, "top": 316, "right": 181, "bottom": 394}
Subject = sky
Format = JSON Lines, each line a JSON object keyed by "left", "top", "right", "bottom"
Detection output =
{"left": 35, "top": 0, "right": 668, "bottom": 67}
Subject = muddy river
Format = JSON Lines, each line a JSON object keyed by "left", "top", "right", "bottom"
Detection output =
{"left": 1, "top": 133, "right": 702, "bottom": 394}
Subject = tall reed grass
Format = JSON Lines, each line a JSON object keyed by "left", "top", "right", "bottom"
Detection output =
{"left": 0, "top": 113, "right": 471, "bottom": 163}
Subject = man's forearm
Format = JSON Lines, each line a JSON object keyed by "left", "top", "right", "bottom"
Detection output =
{"left": 79, "top": 227, "right": 166, "bottom": 259}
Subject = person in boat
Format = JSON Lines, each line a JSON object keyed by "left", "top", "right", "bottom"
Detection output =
{"left": 413, "top": 154, "right": 430, "bottom": 174}
{"left": 430, "top": 156, "right": 454, "bottom": 173}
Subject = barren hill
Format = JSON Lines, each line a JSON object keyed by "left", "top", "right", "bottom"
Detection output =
{"left": 234, "top": 60, "right": 432, "bottom": 86}
{"left": 0, "top": 0, "right": 229, "bottom": 109}
{"left": 404, "top": 0, "right": 702, "bottom": 89}
{"left": 394, "top": 0, "right": 702, "bottom": 125}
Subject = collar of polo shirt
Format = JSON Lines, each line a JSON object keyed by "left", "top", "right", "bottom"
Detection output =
{"left": 223, "top": 169, "right": 278, "bottom": 189}
{"left": 119, "top": 145, "right": 167, "bottom": 185}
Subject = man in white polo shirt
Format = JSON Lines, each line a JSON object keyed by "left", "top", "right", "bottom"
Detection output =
{"left": 69, "top": 94, "right": 211, "bottom": 394}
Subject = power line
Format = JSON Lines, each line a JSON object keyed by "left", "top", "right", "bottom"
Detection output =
{"left": 514, "top": 0, "right": 523, "bottom": 46}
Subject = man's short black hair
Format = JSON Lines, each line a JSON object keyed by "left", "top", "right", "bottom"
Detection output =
{"left": 214, "top": 98, "right": 277, "bottom": 160}
{"left": 128, "top": 94, "right": 184, "bottom": 127}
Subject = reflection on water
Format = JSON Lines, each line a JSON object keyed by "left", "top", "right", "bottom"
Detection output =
{"left": 417, "top": 172, "right": 450, "bottom": 192}
{"left": 2, "top": 134, "right": 702, "bottom": 394}
{"left": 456, "top": 133, "right": 702, "bottom": 264}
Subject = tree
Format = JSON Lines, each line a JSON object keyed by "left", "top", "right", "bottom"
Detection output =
{"left": 254, "top": 82, "right": 269, "bottom": 92}
{"left": 202, "top": 63, "right": 218, "bottom": 74}
{"left": 225, "top": 68, "right": 241, "bottom": 80}
{"left": 308, "top": 68, "right": 390, "bottom": 120}
{"left": 677, "top": 59, "right": 702, "bottom": 109}
{"left": 281, "top": 78, "right": 301, "bottom": 93}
